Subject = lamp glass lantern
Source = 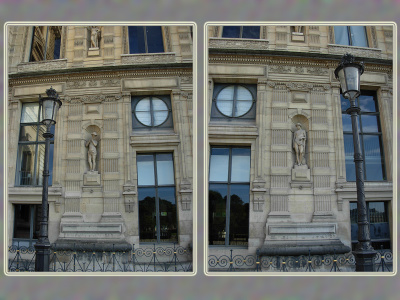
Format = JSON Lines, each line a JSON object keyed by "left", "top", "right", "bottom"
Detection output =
{"left": 334, "top": 53, "right": 364, "bottom": 100}
{"left": 39, "top": 87, "right": 62, "bottom": 126}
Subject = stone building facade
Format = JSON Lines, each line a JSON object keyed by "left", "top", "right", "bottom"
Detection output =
{"left": 206, "top": 24, "right": 394, "bottom": 263}
{"left": 7, "top": 24, "right": 194, "bottom": 250}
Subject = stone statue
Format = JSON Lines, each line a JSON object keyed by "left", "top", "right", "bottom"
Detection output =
{"left": 90, "top": 27, "right": 100, "bottom": 48}
{"left": 293, "top": 123, "right": 306, "bottom": 166}
{"left": 294, "top": 26, "right": 303, "bottom": 33}
{"left": 85, "top": 132, "right": 98, "bottom": 171}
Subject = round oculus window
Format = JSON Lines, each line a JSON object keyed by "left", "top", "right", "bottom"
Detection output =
{"left": 215, "top": 85, "right": 253, "bottom": 117}
{"left": 135, "top": 97, "right": 169, "bottom": 127}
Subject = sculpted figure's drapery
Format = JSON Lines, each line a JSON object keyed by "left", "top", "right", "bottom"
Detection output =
{"left": 293, "top": 123, "right": 307, "bottom": 167}
{"left": 90, "top": 27, "right": 100, "bottom": 48}
{"left": 86, "top": 132, "right": 98, "bottom": 171}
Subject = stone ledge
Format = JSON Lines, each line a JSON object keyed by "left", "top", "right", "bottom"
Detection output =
{"left": 121, "top": 52, "right": 176, "bottom": 65}
{"left": 17, "top": 59, "right": 68, "bottom": 73}
{"left": 328, "top": 44, "right": 382, "bottom": 59}
{"left": 209, "top": 37, "right": 269, "bottom": 50}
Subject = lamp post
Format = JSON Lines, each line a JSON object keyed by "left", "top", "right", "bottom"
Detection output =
{"left": 334, "top": 53, "right": 376, "bottom": 271}
{"left": 34, "top": 87, "right": 62, "bottom": 271}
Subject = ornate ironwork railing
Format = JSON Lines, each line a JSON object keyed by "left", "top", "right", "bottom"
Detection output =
{"left": 8, "top": 242, "right": 192, "bottom": 272}
{"left": 208, "top": 247, "right": 393, "bottom": 272}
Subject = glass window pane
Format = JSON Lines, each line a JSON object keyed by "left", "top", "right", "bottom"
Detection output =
{"left": 216, "top": 86, "right": 235, "bottom": 101}
{"left": 19, "top": 125, "right": 38, "bottom": 142}
{"left": 209, "top": 148, "right": 229, "bottom": 182}
{"left": 350, "top": 202, "right": 358, "bottom": 223}
{"left": 152, "top": 98, "right": 168, "bottom": 111}
{"left": 216, "top": 100, "right": 233, "bottom": 117}
{"left": 231, "top": 148, "right": 250, "bottom": 182}
{"left": 209, "top": 184, "right": 227, "bottom": 245}
{"left": 359, "top": 94, "right": 377, "bottom": 112}
{"left": 153, "top": 111, "right": 169, "bottom": 126}
{"left": 236, "top": 86, "right": 252, "bottom": 100}
{"left": 235, "top": 100, "right": 253, "bottom": 117}
{"left": 36, "top": 143, "right": 46, "bottom": 186}
{"left": 363, "top": 135, "right": 385, "bottom": 181}
{"left": 135, "top": 111, "right": 152, "bottom": 126}
{"left": 334, "top": 26, "right": 350, "bottom": 45}
{"left": 342, "top": 114, "right": 360, "bottom": 132}
{"left": 158, "top": 187, "right": 177, "bottom": 242}
{"left": 137, "top": 155, "right": 155, "bottom": 186}
{"left": 229, "top": 184, "right": 250, "bottom": 246}
{"left": 13, "top": 204, "right": 31, "bottom": 239}
{"left": 138, "top": 187, "right": 157, "bottom": 242}
{"left": 341, "top": 95, "right": 350, "bottom": 111}
{"left": 146, "top": 26, "right": 164, "bottom": 53}
{"left": 368, "top": 202, "right": 387, "bottom": 223}
{"left": 344, "top": 134, "right": 356, "bottom": 181}
{"left": 53, "top": 37, "right": 61, "bottom": 60}
{"left": 222, "top": 26, "right": 240, "bottom": 38}
{"left": 156, "top": 153, "right": 174, "bottom": 185}
{"left": 128, "top": 26, "right": 146, "bottom": 54}
{"left": 349, "top": 26, "right": 368, "bottom": 47}
{"left": 242, "top": 26, "right": 260, "bottom": 39}
{"left": 135, "top": 98, "right": 151, "bottom": 111}
{"left": 18, "top": 144, "right": 36, "bottom": 185}
{"left": 361, "top": 115, "right": 380, "bottom": 132}
{"left": 21, "top": 103, "right": 39, "bottom": 123}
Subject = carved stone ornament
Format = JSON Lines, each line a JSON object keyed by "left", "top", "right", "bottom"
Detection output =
{"left": 82, "top": 94, "right": 106, "bottom": 103}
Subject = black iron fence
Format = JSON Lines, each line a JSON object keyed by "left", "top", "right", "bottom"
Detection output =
{"left": 208, "top": 247, "right": 393, "bottom": 272}
{"left": 8, "top": 243, "right": 192, "bottom": 272}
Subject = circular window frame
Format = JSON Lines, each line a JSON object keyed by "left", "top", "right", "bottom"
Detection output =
{"left": 214, "top": 85, "right": 255, "bottom": 118}
{"left": 134, "top": 96, "right": 170, "bottom": 127}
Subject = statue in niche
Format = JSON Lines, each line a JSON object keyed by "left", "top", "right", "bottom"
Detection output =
{"left": 85, "top": 132, "right": 99, "bottom": 171}
{"left": 90, "top": 26, "right": 101, "bottom": 48}
{"left": 294, "top": 26, "right": 303, "bottom": 33}
{"left": 293, "top": 123, "right": 307, "bottom": 167}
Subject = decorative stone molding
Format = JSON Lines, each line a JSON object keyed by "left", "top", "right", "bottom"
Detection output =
{"left": 179, "top": 181, "right": 192, "bottom": 211}
{"left": 121, "top": 53, "right": 176, "bottom": 65}
{"left": 209, "top": 37, "right": 269, "bottom": 50}
{"left": 251, "top": 178, "right": 267, "bottom": 212}
{"left": 81, "top": 94, "right": 106, "bottom": 103}
{"left": 17, "top": 59, "right": 68, "bottom": 73}
{"left": 180, "top": 76, "right": 192, "bottom": 84}
{"left": 328, "top": 44, "right": 382, "bottom": 58}
{"left": 163, "top": 26, "right": 173, "bottom": 53}
{"left": 123, "top": 183, "right": 136, "bottom": 213}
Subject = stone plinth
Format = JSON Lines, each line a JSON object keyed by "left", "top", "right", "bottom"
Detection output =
{"left": 291, "top": 165, "right": 310, "bottom": 181}
{"left": 59, "top": 222, "right": 124, "bottom": 241}
{"left": 83, "top": 171, "right": 101, "bottom": 186}
{"left": 88, "top": 48, "right": 100, "bottom": 56}
{"left": 260, "top": 223, "right": 350, "bottom": 256}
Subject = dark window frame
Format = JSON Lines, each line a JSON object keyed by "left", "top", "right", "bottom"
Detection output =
{"left": 131, "top": 95, "right": 173, "bottom": 130}
{"left": 209, "top": 146, "right": 251, "bottom": 247}
{"left": 16, "top": 102, "right": 54, "bottom": 187}
{"left": 137, "top": 152, "right": 177, "bottom": 244}
{"left": 222, "top": 26, "right": 261, "bottom": 39}
{"left": 12, "top": 204, "right": 42, "bottom": 247}
{"left": 128, "top": 26, "right": 165, "bottom": 54}
{"left": 341, "top": 90, "right": 386, "bottom": 181}
{"left": 211, "top": 83, "right": 257, "bottom": 121}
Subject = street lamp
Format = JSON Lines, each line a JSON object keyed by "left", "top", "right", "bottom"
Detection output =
{"left": 335, "top": 53, "right": 376, "bottom": 271}
{"left": 34, "top": 87, "right": 62, "bottom": 271}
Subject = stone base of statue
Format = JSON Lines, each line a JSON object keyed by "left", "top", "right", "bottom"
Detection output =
{"left": 83, "top": 171, "right": 101, "bottom": 186}
{"left": 291, "top": 164, "right": 311, "bottom": 182}
{"left": 88, "top": 48, "right": 100, "bottom": 56}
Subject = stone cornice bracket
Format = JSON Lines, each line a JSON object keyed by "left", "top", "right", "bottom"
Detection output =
{"left": 49, "top": 184, "right": 63, "bottom": 213}
{"left": 104, "top": 94, "right": 122, "bottom": 102}
{"left": 123, "top": 183, "right": 136, "bottom": 213}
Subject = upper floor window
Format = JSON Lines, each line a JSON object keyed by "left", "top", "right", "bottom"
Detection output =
{"left": 222, "top": 26, "right": 260, "bottom": 39}
{"left": 334, "top": 26, "right": 368, "bottom": 47}
{"left": 131, "top": 95, "right": 173, "bottom": 130}
{"left": 16, "top": 103, "right": 54, "bottom": 186}
{"left": 211, "top": 84, "right": 256, "bottom": 121}
{"left": 29, "top": 26, "right": 62, "bottom": 62}
{"left": 128, "top": 26, "right": 164, "bottom": 54}
{"left": 341, "top": 90, "right": 386, "bottom": 181}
